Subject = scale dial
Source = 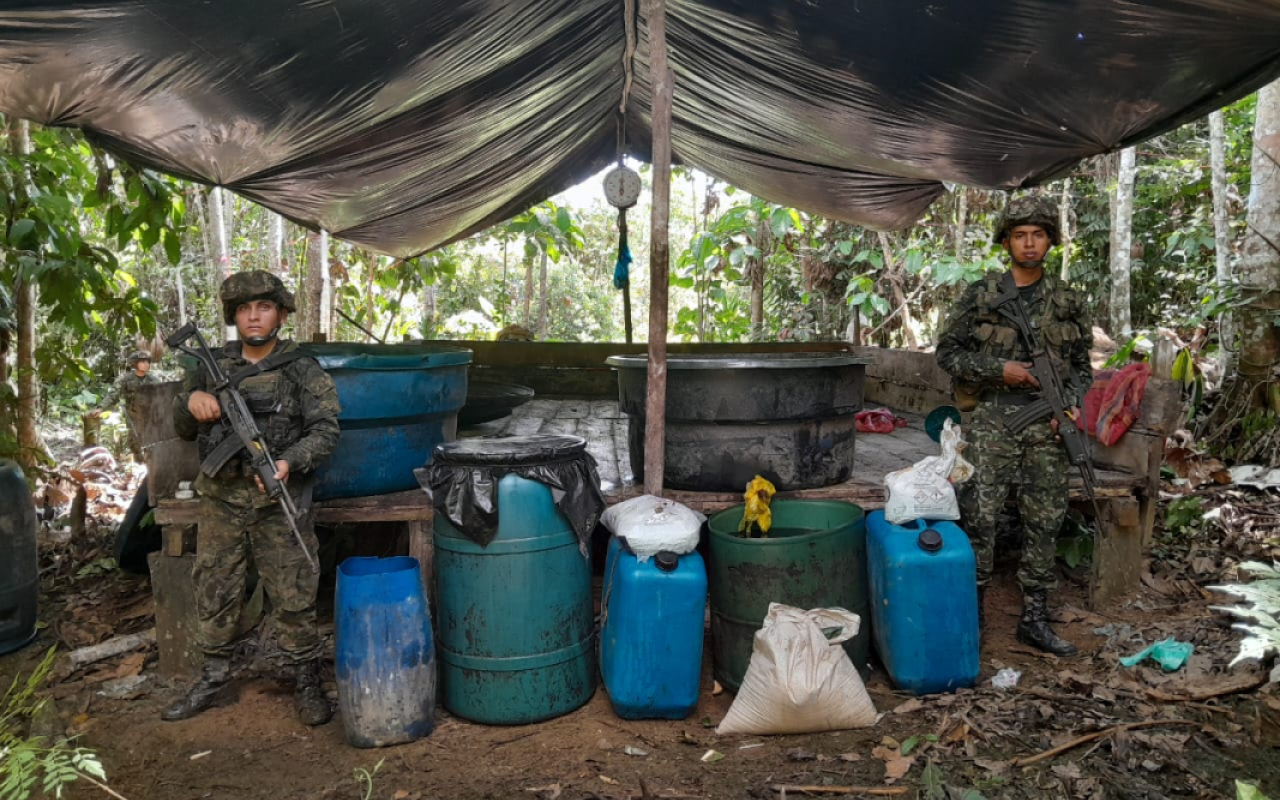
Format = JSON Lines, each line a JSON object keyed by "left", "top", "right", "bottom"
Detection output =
{"left": 603, "top": 165, "right": 642, "bottom": 208}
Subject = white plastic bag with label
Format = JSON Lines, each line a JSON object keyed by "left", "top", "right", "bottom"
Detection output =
{"left": 600, "top": 494, "right": 704, "bottom": 561}
{"left": 883, "top": 419, "right": 967, "bottom": 525}
{"left": 715, "top": 604, "right": 877, "bottom": 735}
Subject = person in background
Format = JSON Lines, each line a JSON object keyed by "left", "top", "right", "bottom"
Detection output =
{"left": 98, "top": 350, "right": 160, "bottom": 461}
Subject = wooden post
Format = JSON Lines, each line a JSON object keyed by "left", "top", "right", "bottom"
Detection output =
{"left": 644, "top": 0, "right": 672, "bottom": 497}
{"left": 621, "top": 209, "right": 634, "bottom": 344}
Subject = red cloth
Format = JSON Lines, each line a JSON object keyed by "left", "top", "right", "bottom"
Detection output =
{"left": 855, "top": 408, "right": 908, "bottom": 434}
{"left": 1079, "top": 363, "right": 1150, "bottom": 445}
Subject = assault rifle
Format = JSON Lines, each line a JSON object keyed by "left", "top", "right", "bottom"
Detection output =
{"left": 989, "top": 274, "right": 1103, "bottom": 517}
{"left": 166, "top": 322, "right": 319, "bottom": 573}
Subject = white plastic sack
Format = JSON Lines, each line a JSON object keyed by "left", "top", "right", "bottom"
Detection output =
{"left": 716, "top": 604, "right": 877, "bottom": 735}
{"left": 600, "top": 494, "right": 704, "bottom": 561}
{"left": 883, "top": 419, "right": 965, "bottom": 525}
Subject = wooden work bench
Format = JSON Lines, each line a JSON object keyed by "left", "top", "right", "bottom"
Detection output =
{"left": 150, "top": 489, "right": 432, "bottom": 678}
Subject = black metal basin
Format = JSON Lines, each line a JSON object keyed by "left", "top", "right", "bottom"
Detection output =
{"left": 607, "top": 353, "right": 872, "bottom": 491}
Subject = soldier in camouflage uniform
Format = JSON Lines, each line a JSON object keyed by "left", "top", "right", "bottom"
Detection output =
{"left": 98, "top": 350, "right": 160, "bottom": 460}
{"left": 936, "top": 196, "right": 1093, "bottom": 656}
{"left": 163, "top": 270, "right": 341, "bottom": 725}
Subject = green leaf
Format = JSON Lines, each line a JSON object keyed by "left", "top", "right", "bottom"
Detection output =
{"left": 837, "top": 240, "right": 853, "bottom": 257}
{"left": 1236, "top": 781, "right": 1273, "bottom": 800}
{"left": 919, "top": 761, "right": 945, "bottom": 800}
{"left": 901, "top": 734, "right": 921, "bottom": 755}
{"left": 161, "top": 229, "right": 182, "bottom": 265}
{"left": 8, "top": 218, "right": 36, "bottom": 246}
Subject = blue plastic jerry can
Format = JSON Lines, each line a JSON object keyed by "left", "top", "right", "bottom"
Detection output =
{"left": 866, "top": 510, "right": 979, "bottom": 695}
{"left": 600, "top": 537, "right": 707, "bottom": 720}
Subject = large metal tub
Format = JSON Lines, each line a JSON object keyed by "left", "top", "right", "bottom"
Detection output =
{"left": 607, "top": 353, "right": 871, "bottom": 492}
{"left": 302, "top": 343, "right": 471, "bottom": 499}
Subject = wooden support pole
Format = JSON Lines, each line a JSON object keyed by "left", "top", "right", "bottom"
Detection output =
{"left": 643, "top": 0, "right": 672, "bottom": 496}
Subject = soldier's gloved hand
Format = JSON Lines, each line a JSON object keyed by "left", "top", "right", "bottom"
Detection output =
{"left": 254, "top": 460, "right": 290, "bottom": 494}
{"left": 188, "top": 390, "right": 222, "bottom": 422}
{"left": 1002, "top": 361, "right": 1040, "bottom": 388}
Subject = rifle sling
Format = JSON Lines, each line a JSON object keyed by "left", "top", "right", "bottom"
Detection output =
{"left": 198, "top": 348, "right": 310, "bottom": 475}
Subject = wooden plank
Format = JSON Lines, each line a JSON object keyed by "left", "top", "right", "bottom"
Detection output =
{"left": 130, "top": 381, "right": 185, "bottom": 447}
{"left": 1090, "top": 496, "right": 1144, "bottom": 607}
{"left": 406, "top": 518, "right": 434, "bottom": 613}
{"left": 148, "top": 552, "right": 204, "bottom": 679}
{"left": 145, "top": 438, "right": 199, "bottom": 500}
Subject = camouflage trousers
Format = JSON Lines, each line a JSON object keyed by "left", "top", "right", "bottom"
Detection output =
{"left": 192, "top": 494, "right": 321, "bottom": 663}
{"left": 958, "top": 401, "right": 1070, "bottom": 592}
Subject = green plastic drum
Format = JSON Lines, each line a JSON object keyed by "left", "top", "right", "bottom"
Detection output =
{"left": 706, "top": 500, "right": 870, "bottom": 692}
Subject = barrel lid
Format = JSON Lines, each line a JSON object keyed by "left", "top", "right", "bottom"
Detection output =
{"left": 433, "top": 434, "right": 588, "bottom": 467}
{"left": 918, "top": 528, "right": 944, "bottom": 553}
{"left": 605, "top": 352, "right": 872, "bottom": 370}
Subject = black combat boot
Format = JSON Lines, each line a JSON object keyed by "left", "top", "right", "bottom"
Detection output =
{"left": 1015, "top": 590, "right": 1078, "bottom": 656}
{"left": 161, "top": 657, "right": 230, "bottom": 721}
{"left": 295, "top": 660, "right": 332, "bottom": 726}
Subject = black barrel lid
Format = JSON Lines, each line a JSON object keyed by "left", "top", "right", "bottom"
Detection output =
{"left": 918, "top": 528, "right": 944, "bottom": 553}
{"left": 433, "top": 434, "right": 588, "bottom": 467}
{"left": 655, "top": 551, "right": 680, "bottom": 572}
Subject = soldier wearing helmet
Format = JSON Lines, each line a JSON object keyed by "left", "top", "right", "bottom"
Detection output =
{"left": 936, "top": 195, "right": 1093, "bottom": 657}
{"left": 166, "top": 270, "right": 339, "bottom": 727}
{"left": 97, "top": 349, "right": 160, "bottom": 460}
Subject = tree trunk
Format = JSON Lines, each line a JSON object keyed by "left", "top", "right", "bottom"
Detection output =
{"left": 269, "top": 212, "right": 284, "bottom": 274}
{"left": 301, "top": 231, "right": 324, "bottom": 342}
{"left": 954, "top": 188, "right": 967, "bottom": 262}
{"left": 421, "top": 283, "right": 437, "bottom": 339}
{"left": 320, "top": 231, "right": 332, "bottom": 337}
{"left": 523, "top": 252, "right": 534, "bottom": 327}
{"left": 1059, "top": 178, "right": 1073, "bottom": 281}
{"left": 749, "top": 259, "right": 765, "bottom": 338}
{"left": 537, "top": 248, "right": 549, "bottom": 338}
{"left": 209, "top": 187, "right": 230, "bottom": 280}
{"left": 1236, "top": 79, "right": 1280, "bottom": 413}
{"left": 877, "top": 231, "right": 918, "bottom": 349}
{"left": 9, "top": 119, "right": 47, "bottom": 467}
{"left": 1109, "top": 147, "right": 1137, "bottom": 337}
{"left": 1210, "top": 109, "right": 1235, "bottom": 371}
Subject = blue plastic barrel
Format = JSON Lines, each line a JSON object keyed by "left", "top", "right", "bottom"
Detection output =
{"left": 601, "top": 538, "right": 706, "bottom": 720}
{"left": 335, "top": 556, "right": 436, "bottom": 747}
{"left": 866, "top": 510, "right": 979, "bottom": 695}
{"left": 0, "top": 459, "right": 38, "bottom": 656}
{"left": 434, "top": 471, "right": 595, "bottom": 725}
{"left": 302, "top": 343, "right": 471, "bottom": 500}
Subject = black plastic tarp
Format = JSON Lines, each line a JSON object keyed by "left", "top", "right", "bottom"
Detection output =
{"left": 2, "top": 1, "right": 1279, "bottom": 257}
{"left": 416, "top": 434, "right": 606, "bottom": 553}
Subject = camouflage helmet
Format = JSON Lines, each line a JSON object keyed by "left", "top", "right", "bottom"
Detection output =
{"left": 125, "top": 350, "right": 151, "bottom": 366}
{"left": 219, "top": 270, "right": 296, "bottom": 325}
{"left": 992, "top": 196, "right": 1064, "bottom": 246}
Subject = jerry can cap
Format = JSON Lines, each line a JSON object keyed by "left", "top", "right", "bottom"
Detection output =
{"left": 918, "top": 528, "right": 943, "bottom": 552}
{"left": 655, "top": 551, "right": 680, "bottom": 572}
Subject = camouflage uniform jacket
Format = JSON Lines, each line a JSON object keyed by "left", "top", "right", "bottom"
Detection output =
{"left": 102, "top": 370, "right": 160, "bottom": 410}
{"left": 935, "top": 270, "right": 1093, "bottom": 408}
{"left": 173, "top": 339, "right": 340, "bottom": 507}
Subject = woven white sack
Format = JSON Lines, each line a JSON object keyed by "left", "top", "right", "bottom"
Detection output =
{"left": 716, "top": 603, "right": 877, "bottom": 735}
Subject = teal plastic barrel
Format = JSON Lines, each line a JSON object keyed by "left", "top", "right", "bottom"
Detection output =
{"left": 706, "top": 500, "right": 870, "bottom": 692}
{"left": 434, "top": 473, "right": 595, "bottom": 724}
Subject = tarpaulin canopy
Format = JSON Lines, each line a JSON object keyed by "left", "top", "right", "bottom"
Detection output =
{"left": 1, "top": 0, "right": 1279, "bottom": 258}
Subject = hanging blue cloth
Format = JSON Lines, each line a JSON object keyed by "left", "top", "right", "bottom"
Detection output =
{"left": 613, "top": 240, "right": 632, "bottom": 290}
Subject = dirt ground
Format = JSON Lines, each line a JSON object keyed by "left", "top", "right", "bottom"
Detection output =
{"left": 5, "top": 480, "right": 1280, "bottom": 800}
